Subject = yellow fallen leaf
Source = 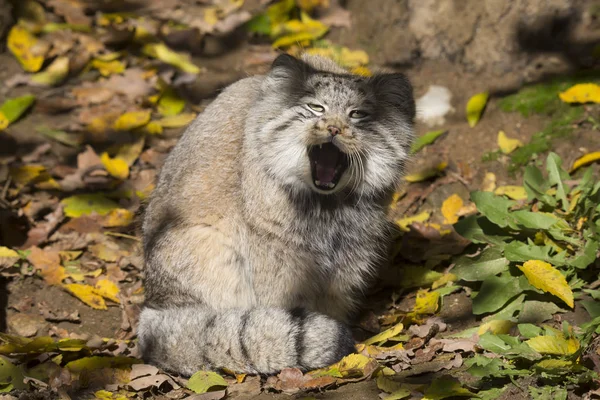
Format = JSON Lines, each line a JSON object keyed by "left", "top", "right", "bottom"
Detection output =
{"left": 497, "top": 131, "right": 523, "bottom": 154}
{"left": 90, "top": 59, "right": 126, "bottom": 77}
{"left": 156, "top": 113, "right": 197, "bottom": 128}
{"left": 143, "top": 43, "right": 201, "bottom": 74}
{"left": 350, "top": 66, "right": 372, "bottom": 77}
{"left": 94, "top": 279, "right": 121, "bottom": 304}
{"left": 559, "top": 83, "right": 600, "bottom": 104}
{"left": 101, "top": 152, "right": 129, "bottom": 180}
{"left": 0, "top": 247, "right": 19, "bottom": 258}
{"left": 108, "top": 136, "right": 145, "bottom": 166}
{"left": 9, "top": 164, "right": 47, "bottom": 186}
{"left": 89, "top": 242, "right": 126, "bottom": 263}
{"left": 534, "top": 231, "right": 563, "bottom": 254}
{"left": 395, "top": 211, "right": 430, "bottom": 232}
{"left": 404, "top": 162, "right": 447, "bottom": 183}
{"left": 87, "top": 112, "right": 120, "bottom": 137}
{"left": 113, "top": 110, "right": 151, "bottom": 131}
{"left": 187, "top": 370, "right": 228, "bottom": 394}
{"left": 304, "top": 45, "right": 369, "bottom": 70}
{"left": 141, "top": 121, "right": 163, "bottom": 135}
{"left": 30, "top": 56, "right": 69, "bottom": 86}
{"left": 339, "top": 47, "right": 369, "bottom": 69}
{"left": 425, "top": 223, "right": 452, "bottom": 236}
{"left": 441, "top": 194, "right": 463, "bottom": 224}
{"left": 336, "top": 353, "right": 374, "bottom": 376}
{"left": 570, "top": 151, "right": 600, "bottom": 173}
{"left": 431, "top": 273, "right": 457, "bottom": 289}
{"left": 272, "top": 12, "right": 328, "bottom": 48}
{"left": 466, "top": 92, "right": 488, "bottom": 128}
{"left": 534, "top": 359, "right": 574, "bottom": 371}
{"left": 7, "top": 25, "right": 45, "bottom": 72}
{"left": 358, "top": 343, "right": 404, "bottom": 358}
{"left": 61, "top": 194, "right": 120, "bottom": 218}
{"left": 481, "top": 172, "right": 496, "bottom": 192}
{"left": 362, "top": 322, "right": 404, "bottom": 346}
{"left": 158, "top": 87, "right": 185, "bottom": 116}
{"left": 526, "top": 335, "right": 579, "bottom": 355}
{"left": 413, "top": 289, "right": 439, "bottom": 315}
{"left": 494, "top": 185, "right": 528, "bottom": 200}
{"left": 63, "top": 284, "right": 107, "bottom": 310}
{"left": 100, "top": 208, "right": 134, "bottom": 228}
{"left": 518, "top": 260, "right": 573, "bottom": 308}
{"left": 477, "top": 320, "right": 514, "bottom": 335}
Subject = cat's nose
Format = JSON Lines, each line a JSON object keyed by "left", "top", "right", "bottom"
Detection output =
{"left": 327, "top": 125, "right": 341, "bottom": 136}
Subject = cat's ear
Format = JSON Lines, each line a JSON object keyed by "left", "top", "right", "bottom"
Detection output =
{"left": 369, "top": 73, "right": 416, "bottom": 121}
{"left": 268, "top": 53, "right": 313, "bottom": 83}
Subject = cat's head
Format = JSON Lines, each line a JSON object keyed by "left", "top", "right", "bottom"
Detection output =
{"left": 245, "top": 53, "right": 415, "bottom": 198}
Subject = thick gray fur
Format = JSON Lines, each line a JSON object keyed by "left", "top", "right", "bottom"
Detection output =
{"left": 138, "top": 54, "right": 415, "bottom": 375}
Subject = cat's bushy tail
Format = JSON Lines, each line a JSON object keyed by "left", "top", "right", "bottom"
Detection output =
{"left": 137, "top": 306, "right": 356, "bottom": 376}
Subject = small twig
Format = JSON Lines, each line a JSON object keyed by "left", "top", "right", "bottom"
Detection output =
{"left": 1, "top": 176, "right": 11, "bottom": 200}
{"left": 104, "top": 231, "right": 141, "bottom": 241}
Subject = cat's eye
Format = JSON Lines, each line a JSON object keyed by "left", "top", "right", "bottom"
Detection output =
{"left": 307, "top": 103, "right": 325, "bottom": 113}
{"left": 349, "top": 110, "right": 369, "bottom": 119}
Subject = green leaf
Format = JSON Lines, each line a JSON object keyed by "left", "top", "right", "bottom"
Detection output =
{"left": 503, "top": 241, "right": 567, "bottom": 266}
{"left": 511, "top": 211, "right": 560, "bottom": 230}
{"left": 464, "top": 355, "right": 504, "bottom": 377}
{"left": 518, "top": 300, "right": 564, "bottom": 324}
{"left": 464, "top": 354, "right": 529, "bottom": 378}
{"left": 37, "top": 126, "right": 83, "bottom": 147}
{"left": 482, "top": 294, "right": 526, "bottom": 322}
{"left": 477, "top": 387, "right": 508, "bottom": 400}
{"left": 410, "top": 130, "right": 446, "bottom": 154}
{"left": 0, "top": 94, "right": 36, "bottom": 130}
{"left": 61, "top": 194, "right": 120, "bottom": 218}
{"left": 423, "top": 376, "right": 477, "bottom": 399}
{"left": 571, "top": 240, "right": 599, "bottom": 269}
{"left": 454, "top": 215, "right": 510, "bottom": 246}
{"left": 523, "top": 165, "right": 556, "bottom": 207}
{"left": 246, "top": 13, "right": 272, "bottom": 35}
{"left": 528, "top": 385, "right": 567, "bottom": 400}
{"left": 472, "top": 274, "right": 526, "bottom": 315}
{"left": 582, "top": 299, "right": 600, "bottom": 319}
{"left": 186, "top": 371, "right": 228, "bottom": 394}
{"left": 478, "top": 332, "right": 512, "bottom": 353}
{"left": 518, "top": 323, "right": 543, "bottom": 338}
{"left": 0, "top": 355, "right": 26, "bottom": 392}
{"left": 452, "top": 247, "right": 509, "bottom": 281}
{"left": 478, "top": 333, "right": 541, "bottom": 360}
{"left": 546, "top": 152, "right": 570, "bottom": 211}
{"left": 470, "top": 191, "right": 519, "bottom": 229}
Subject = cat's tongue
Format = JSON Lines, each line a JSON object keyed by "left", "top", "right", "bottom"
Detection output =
{"left": 315, "top": 145, "right": 340, "bottom": 183}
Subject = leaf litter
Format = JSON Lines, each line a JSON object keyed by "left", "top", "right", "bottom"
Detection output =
{"left": 0, "top": 0, "right": 599, "bottom": 399}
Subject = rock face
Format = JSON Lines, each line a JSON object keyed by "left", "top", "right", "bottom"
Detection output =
{"left": 334, "top": 0, "right": 600, "bottom": 74}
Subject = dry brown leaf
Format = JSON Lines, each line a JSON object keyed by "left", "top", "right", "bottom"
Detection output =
{"left": 22, "top": 205, "right": 64, "bottom": 248}
{"left": 27, "top": 246, "right": 66, "bottom": 285}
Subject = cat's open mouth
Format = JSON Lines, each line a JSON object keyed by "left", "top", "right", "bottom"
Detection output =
{"left": 308, "top": 143, "right": 349, "bottom": 191}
